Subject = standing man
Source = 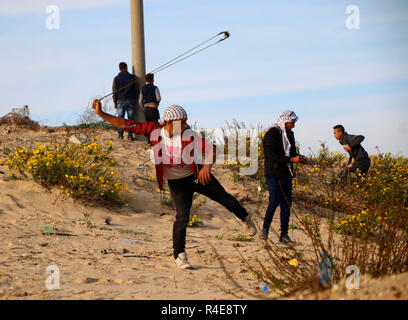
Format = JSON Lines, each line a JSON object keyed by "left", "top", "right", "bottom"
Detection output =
{"left": 333, "top": 124, "right": 370, "bottom": 181}
{"left": 112, "top": 62, "right": 137, "bottom": 140}
{"left": 139, "top": 73, "right": 161, "bottom": 122}
{"left": 261, "top": 110, "right": 307, "bottom": 244}
{"left": 91, "top": 100, "right": 257, "bottom": 270}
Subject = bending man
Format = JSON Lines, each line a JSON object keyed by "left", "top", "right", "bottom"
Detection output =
{"left": 333, "top": 124, "right": 370, "bottom": 181}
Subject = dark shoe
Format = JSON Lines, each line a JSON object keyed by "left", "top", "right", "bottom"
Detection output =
{"left": 127, "top": 136, "right": 135, "bottom": 141}
{"left": 260, "top": 228, "right": 268, "bottom": 240}
{"left": 279, "top": 233, "right": 294, "bottom": 244}
{"left": 118, "top": 136, "right": 124, "bottom": 140}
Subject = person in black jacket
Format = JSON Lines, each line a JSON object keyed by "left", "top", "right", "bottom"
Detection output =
{"left": 112, "top": 62, "right": 138, "bottom": 140}
{"left": 261, "top": 110, "right": 307, "bottom": 244}
{"left": 333, "top": 124, "right": 370, "bottom": 181}
{"left": 139, "top": 73, "right": 161, "bottom": 122}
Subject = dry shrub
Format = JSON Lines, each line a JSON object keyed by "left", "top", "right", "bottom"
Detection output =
{"left": 214, "top": 140, "right": 408, "bottom": 298}
{"left": 0, "top": 106, "right": 40, "bottom": 130}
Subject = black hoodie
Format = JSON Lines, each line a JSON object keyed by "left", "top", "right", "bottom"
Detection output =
{"left": 339, "top": 132, "right": 369, "bottom": 165}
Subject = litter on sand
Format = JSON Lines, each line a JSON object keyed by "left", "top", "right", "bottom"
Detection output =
{"left": 288, "top": 258, "right": 299, "bottom": 267}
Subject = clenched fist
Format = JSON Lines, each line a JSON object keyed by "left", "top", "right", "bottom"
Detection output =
{"left": 92, "top": 99, "right": 102, "bottom": 115}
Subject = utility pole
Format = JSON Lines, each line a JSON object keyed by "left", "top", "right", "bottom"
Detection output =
{"left": 130, "top": 0, "right": 146, "bottom": 123}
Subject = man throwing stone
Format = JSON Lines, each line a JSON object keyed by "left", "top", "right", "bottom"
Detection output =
{"left": 92, "top": 100, "right": 257, "bottom": 269}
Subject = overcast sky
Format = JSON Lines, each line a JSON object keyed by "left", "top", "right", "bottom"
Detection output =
{"left": 1, "top": 0, "right": 407, "bottom": 155}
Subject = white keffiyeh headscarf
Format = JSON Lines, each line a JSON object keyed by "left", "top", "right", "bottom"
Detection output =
{"left": 158, "top": 104, "right": 188, "bottom": 125}
{"left": 272, "top": 110, "right": 298, "bottom": 157}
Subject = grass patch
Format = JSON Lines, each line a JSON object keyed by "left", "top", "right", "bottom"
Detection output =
{"left": 216, "top": 234, "right": 254, "bottom": 242}
{"left": 117, "top": 228, "right": 146, "bottom": 236}
{"left": 83, "top": 212, "right": 95, "bottom": 228}
{"left": 98, "top": 227, "right": 145, "bottom": 236}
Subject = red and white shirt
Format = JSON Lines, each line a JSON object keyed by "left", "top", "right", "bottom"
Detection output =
{"left": 124, "top": 120, "right": 214, "bottom": 189}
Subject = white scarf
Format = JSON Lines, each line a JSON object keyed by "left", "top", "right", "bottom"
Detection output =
{"left": 271, "top": 110, "right": 298, "bottom": 157}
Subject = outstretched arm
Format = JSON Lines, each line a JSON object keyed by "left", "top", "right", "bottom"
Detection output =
{"left": 92, "top": 99, "right": 126, "bottom": 129}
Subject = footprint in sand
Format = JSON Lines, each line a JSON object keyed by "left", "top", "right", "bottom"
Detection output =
{"left": 75, "top": 277, "right": 99, "bottom": 284}
{"left": 74, "top": 290, "right": 95, "bottom": 296}
{"left": 4, "top": 194, "right": 26, "bottom": 209}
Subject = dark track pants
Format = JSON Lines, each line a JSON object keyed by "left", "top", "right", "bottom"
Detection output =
{"left": 144, "top": 106, "right": 160, "bottom": 122}
{"left": 340, "top": 158, "right": 371, "bottom": 182}
{"left": 167, "top": 174, "right": 248, "bottom": 259}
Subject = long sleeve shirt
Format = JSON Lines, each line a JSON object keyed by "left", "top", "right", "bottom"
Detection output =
{"left": 339, "top": 132, "right": 369, "bottom": 164}
{"left": 112, "top": 71, "right": 137, "bottom": 105}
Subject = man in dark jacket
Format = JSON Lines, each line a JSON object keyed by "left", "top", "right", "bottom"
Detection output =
{"left": 138, "top": 73, "right": 161, "bottom": 122}
{"left": 333, "top": 124, "right": 370, "bottom": 181}
{"left": 261, "top": 110, "right": 307, "bottom": 244}
{"left": 112, "top": 62, "right": 138, "bottom": 140}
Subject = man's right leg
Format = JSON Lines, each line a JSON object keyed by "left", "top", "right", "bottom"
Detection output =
{"left": 152, "top": 107, "right": 160, "bottom": 122}
{"left": 262, "top": 175, "right": 280, "bottom": 238}
{"left": 193, "top": 174, "right": 248, "bottom": 221}
{"left": 168, "top": 176, "right": 195, "bottom": 260}
{"left": 277, "top": 178, "right": 292, "bottom": 237}
{"left": 116, "top": 103, "right": 125, "bottom": 139}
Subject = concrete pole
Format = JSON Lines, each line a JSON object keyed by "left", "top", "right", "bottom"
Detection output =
{"left": 130, "top": 0, "right": 146, "bottom": 122}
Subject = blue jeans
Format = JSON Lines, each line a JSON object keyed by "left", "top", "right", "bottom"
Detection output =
{"left": 117, "top": 100, "right": 135, "bottom": 138}
{"left": 262, "top": 175, "right": 292, "bottom": 235}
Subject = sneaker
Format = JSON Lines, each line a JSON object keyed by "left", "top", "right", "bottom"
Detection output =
{"left": 279, "top": 233, "right": 295, "bottom": 245}
{"left": 174, "top": 252, "right": 193, "bottom": 270}
{"left": 243, "top": 215, "right": 257, "bottom": 237}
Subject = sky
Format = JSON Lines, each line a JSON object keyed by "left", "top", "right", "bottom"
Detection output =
{"left": 1, "top": 0, "right": 408, "bottom": 155}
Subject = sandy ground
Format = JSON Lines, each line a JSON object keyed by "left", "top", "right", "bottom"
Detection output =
{"left": 0, "top": 125, "right": 407, "bottom": 300}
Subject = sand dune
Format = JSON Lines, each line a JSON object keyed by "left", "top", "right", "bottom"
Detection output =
{"left": 0, "top": 126, "right": 407, "bottom": 300}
